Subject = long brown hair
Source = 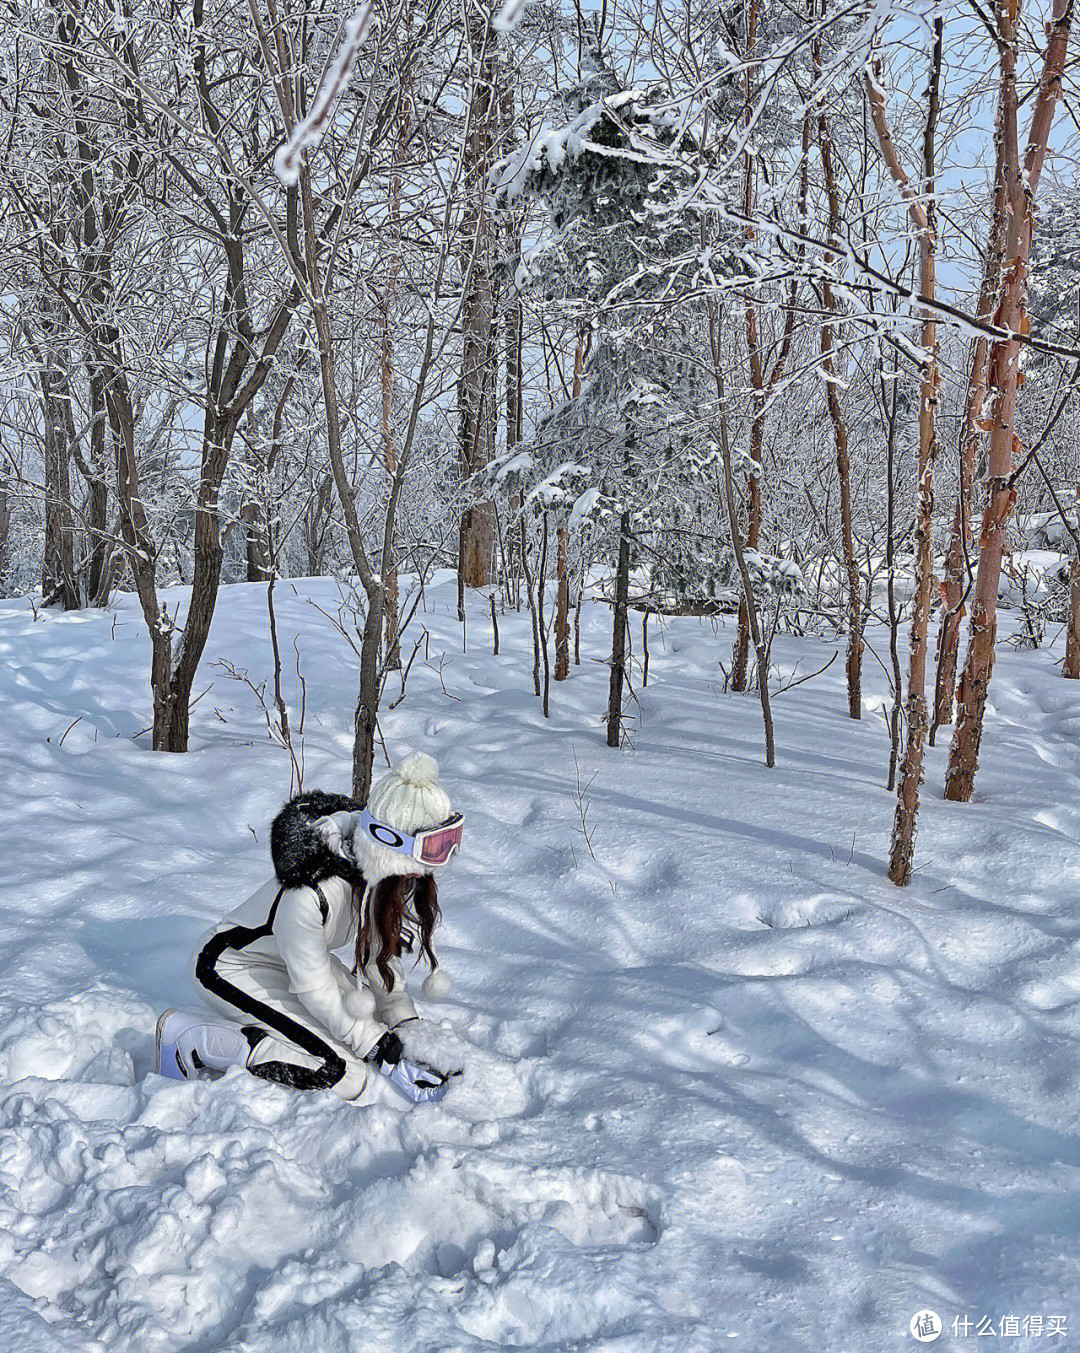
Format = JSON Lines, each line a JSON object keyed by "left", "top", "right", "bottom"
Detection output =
{"left": 354, "top": 874, "right": 440, "bottom": 991}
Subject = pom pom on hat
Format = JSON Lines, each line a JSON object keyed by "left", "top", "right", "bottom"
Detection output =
{"left": 394, "top": 751, "right": 441, "bottom": 789}
{"left": 368, "top": 752, "right": 453, "bottom": 839}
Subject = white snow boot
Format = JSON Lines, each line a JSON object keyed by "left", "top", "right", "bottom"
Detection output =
{"left": 155, "top": 1010, "right": 250, "bottom": 1081}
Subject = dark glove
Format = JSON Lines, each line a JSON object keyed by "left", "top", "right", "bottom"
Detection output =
{"left": 365, "top": 1029, "right": 404, "bottom": 1069}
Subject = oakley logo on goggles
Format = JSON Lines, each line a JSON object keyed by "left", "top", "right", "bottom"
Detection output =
{"left": 357, "top": 808, "right": 463, "bottom": 866}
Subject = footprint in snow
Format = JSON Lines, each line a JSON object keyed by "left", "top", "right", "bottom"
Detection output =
{"left": 635, "top": 1009, "right": 752, "bottom": 1073}
{"left": 755, "top": 894, "right": 857, "bottom": 929}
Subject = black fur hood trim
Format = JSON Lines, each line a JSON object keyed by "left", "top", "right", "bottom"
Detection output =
{"left": 270, "top": 790, "right": 366, "bottom": 889}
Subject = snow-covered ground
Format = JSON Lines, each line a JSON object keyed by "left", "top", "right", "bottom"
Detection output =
{"left": 2, "top": 574, "right": 1079, "bottom": 1351}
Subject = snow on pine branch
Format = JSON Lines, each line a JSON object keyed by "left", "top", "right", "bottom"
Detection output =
{"left": 492, "top": 89, "right": 701, "bottom": 208}
{"left": 491, "top": 103, "right": 608, "bottom": 205}
{"left": 274, "top": 0, "right": 374, "bottom": 187}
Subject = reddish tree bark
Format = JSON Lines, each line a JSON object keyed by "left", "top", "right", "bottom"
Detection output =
{"left": 931, "top": 141, "right": 1009, "bottom": 737}
{"left": 945, "top": 0, "right": 1072, "bottom": 802}
{"left": 866, "top": 20, "right": 943, "bottom": 886}
{"left": 817, "top": 100, "right": 861, "bottom": 719}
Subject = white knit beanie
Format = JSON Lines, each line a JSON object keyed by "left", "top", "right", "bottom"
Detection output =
{"left": 371, "top": 753, "right": 453, "bottom": 840}
{"left": 355, "top": 752, "right": 455, "bottom": 998}
{"left": 351, "top": 752, "right": 455, "bottom": 884}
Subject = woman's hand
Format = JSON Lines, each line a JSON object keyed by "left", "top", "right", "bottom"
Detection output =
{"left": 365, "top": 1027, "right": 455, "bottom": 1104}
{"left": 365, "top": 1028, "right": 404, "bottom": 1069}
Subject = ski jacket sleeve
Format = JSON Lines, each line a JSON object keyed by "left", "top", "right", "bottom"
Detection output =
{"left": 363, "top": 945, "right": 418, "bottom": 1029}
{"left": 273, "top": 886, "right": 383, "bottom": 1057}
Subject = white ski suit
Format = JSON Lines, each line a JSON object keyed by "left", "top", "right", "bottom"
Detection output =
{"left": 193, "top": 874, "right": 417, "bottom": 1100}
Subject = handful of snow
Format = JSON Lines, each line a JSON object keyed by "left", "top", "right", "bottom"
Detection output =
{"left": 397, "top": 1017, "right": 468, "bottom": 1076}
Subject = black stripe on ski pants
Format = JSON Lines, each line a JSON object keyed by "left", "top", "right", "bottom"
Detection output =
{"left": 194, "top": 887, "right": 348, "bottom": 1093}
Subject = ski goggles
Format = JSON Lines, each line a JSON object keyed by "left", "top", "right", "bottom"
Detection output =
{"left": 356, "top": 808, "right": 464, "bottom": 866}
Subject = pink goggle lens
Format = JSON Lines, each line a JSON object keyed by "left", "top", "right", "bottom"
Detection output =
{"left": 419, "top": 822, "right": 463, "bottom": 864}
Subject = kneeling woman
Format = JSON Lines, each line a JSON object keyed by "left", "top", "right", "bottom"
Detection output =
{"left": 156, "top": 754, "right": 462, "bottom": 1103}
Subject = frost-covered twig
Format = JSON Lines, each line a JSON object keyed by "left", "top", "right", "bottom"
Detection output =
{"left": 772, "top": 650, "right": 838, "bottom": 696}
{"left": 274, "top": 0, "right": 374, "bottom": 186}
{"left": 267, "top": 574, "right": 305, "bottom": 794}
{"left": 571, "top": 744, "right": 599, "bottom": 861}
{"left": 387, "top": 633, "right": 426, "bottom": 711}
{"left": 493, "top": 0, "right": 526, "bottom": 33}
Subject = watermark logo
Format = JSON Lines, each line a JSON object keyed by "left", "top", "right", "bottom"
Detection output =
{"left": 950, "top": 1313, "right": 1068, "bottom": 1337}
{"left": 910, "top": 1311, "right": 942, "bottom": 1343}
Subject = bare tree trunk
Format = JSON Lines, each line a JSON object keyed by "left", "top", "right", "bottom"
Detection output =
{"left": 242, "top": 401, "right": 272, "bottom": 583}
{"left": 458, "top": 10, "right": 497, "bottom": 589}
{"left": 381, "top": 289, "right": 402, "bottom": 668}
{"left": 241, "top": 386, "right": 290, "bottom": 586}
{"left": 710, "top": 299, "right": 776, "bottom": 767}
{"left": 37, "top": 8, "right": 80, "bottom": 611}
{"left": 606, "top": 512, "right": 632, "bottom": 748}
{"left": 81, "top": 373, "right": 113, "bottom": 605}
{"left": 380, "top": 39, "right": 411, "bottom": 671}
{"left": 730, "top": 415, "right": 763, "bottom": 692}
{"left": 883, "top": 369, "right": 904, "bottom": 790}
{"left": 946, "top": 0, "right": 1071, "bottom": 803}
{"left": 107, "top": 366, "right": 175, "bottom": 748}
{"left": 817, "top": 62, "right": 860, "bottom": 717}
{"left": 931, "top": 340, "right": 989, "bottom": 732}
{"left": 554, "top": 527, "right": 570, "bottom": 680}
{"left": 0, "top": 476, "right": 10, "bottom": 589}
{"left": 819, "top": 293, "right": 861, "bottom": 719}
{"left": 38, "top": 312, "right": 78, "bottom": 610}
{"left": 244, "top": 499, "right": 272, "bottom": 582}
{"left": 41, "top": 409, "right": 77, "bottom": 608}
{"left": 163, "top": 293, "right": 299, "bottom": 753}
{"left": 521, "top": 519, "right": 541, "bottom": 696}
{"left": 167, "top": 412, "right": 242, "bottom": 751}
{"left": 730, "top": 0, "right": 762, "bottom": 694}
{"left": 354, "top": 593, "right": 385, "bottom": 803}
{"left": 870, "top": 20, "right": 943, "bottom": 885}
{"left": 504, "top": 288, "right": 524, "bottom": 607}
{"left": 731, "top": 13, "right": 807, "bottom": 691}
{"left": 306, "top": 473, "right": 333, "bottom": 575}
{"left": 554, "top": 325, "right": 585, "bottom": 681}
{"left": 1066, "top": 527, "right": 1080, "bottom": 677}
{"left": 538, "top": 512, "right": 551, "bottom": 717}
{"left": 574, "top": 553, "right": 585, "bottom": 665}
{"left": 299, "top": 173, "right": 384, "bottom": 796}
{"left": 931, "top": 156, "right": 1008, "bottom": 735}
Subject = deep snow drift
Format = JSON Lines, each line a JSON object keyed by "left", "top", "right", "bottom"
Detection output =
{"left": 1, "top": 574, "right": 1079, "bottom": 1351}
